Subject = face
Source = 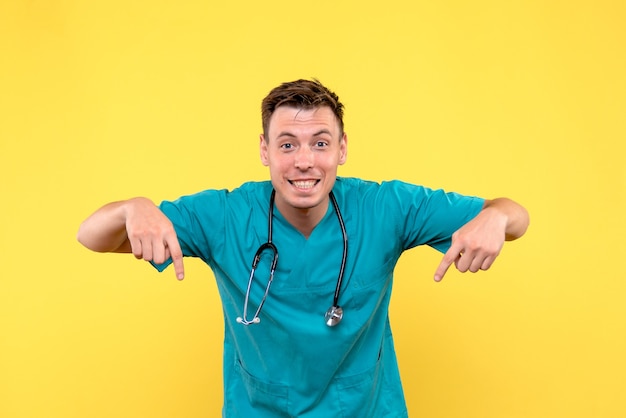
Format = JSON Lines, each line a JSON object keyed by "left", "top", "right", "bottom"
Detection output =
{"left": 260, "top": 106, "right": 347, "bottom": 220}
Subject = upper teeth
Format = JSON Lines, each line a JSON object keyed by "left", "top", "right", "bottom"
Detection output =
{"left": 293, "top": 180, "right": 316, "bottom": 189}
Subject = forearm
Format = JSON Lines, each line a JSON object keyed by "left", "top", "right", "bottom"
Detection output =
{"left": 77, "top": 199, "right": 144, "bottom": 253}
{"left": 481, "top": 197, "right": 529, "bottom": 241}
{"left": 78, "top": 197, "right": 184, "bottom": 278}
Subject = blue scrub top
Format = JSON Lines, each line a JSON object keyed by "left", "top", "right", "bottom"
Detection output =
{"left": 153, "top": 177, "right": 484, "bottom": 417}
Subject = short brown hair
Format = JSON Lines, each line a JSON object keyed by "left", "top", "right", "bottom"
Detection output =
{"left": 261, "top": 79, "right": 344, "bottom": 136}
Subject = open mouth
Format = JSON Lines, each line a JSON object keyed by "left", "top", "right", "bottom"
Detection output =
{"left": 289, "top": 180, "right": 320, "bottom": 189}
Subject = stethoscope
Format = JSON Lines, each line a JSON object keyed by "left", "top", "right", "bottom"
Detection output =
{"left": 236, "top": 190, "right": 348, "bottom": 327}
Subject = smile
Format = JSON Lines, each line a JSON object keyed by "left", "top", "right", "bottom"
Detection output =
{"left": 289, "top": 180, "right": 319, "bottom": 189}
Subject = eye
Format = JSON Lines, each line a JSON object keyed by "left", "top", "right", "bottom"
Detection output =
{"left": 315, "top": 140, "right": 329, "bottom": 148}
{"left": 280, "top": 143, "right": 293, "bottom": 150}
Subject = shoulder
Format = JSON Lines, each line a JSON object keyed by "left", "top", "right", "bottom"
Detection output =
{"left": 234, "top": 180, "right": 273, "bottom": 199}
{"left": 334, "top": 177, "right": 433, "bottom": 202}
{"left": 165, "top": 181, "right": 271, "bottom": 203}
{"left": 334, "top": 176, "right": 483, "bottom": 220}
{"left": 159, "top": 181, "right": 273, "bottom": 215}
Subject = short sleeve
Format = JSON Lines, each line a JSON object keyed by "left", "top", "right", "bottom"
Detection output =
{"left": 151, "top": 189, "right": 227, "bottom": 272}
{"left": 380, "top": 180, "right": 485, "bottom": 253}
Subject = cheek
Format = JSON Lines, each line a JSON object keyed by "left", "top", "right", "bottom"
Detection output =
{"left": 267, "top": 159, "right": 289, "bottom": 179}
{"left": 269, "top": 154, "right": 292, "bottom": 169}
{"left": 322, "top": 157, "right": 341, "bottom": 172}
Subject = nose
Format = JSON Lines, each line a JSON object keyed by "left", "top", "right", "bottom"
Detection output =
{"left": 294, "top": 147, "right": 314, "bottom": 170}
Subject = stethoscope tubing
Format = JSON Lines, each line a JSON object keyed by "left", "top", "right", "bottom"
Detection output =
{"left": 328, "top": 192, "right": 347, "bottom": 309}
{"left": 238, "top": 189, "right": 348, "bottom": 326}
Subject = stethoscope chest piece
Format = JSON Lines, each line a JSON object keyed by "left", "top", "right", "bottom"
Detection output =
{"left": 325, "top": 305, "right": 343, "bottom": 327}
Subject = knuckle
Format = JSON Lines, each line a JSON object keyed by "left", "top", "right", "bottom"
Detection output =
{"left": 465, "top": 239, "right": 481, "bottom": 252}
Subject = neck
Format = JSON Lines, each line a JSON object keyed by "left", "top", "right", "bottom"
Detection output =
{"left": 274, "top": 197, "right": 329, "bottom": 239}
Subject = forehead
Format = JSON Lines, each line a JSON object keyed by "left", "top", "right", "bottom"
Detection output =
{"left": 267, "top": 106, "right": 341, "bottom": 137}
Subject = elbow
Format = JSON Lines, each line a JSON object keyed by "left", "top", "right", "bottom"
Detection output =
{"left": 506, "top": 203, "right": 530, "bottom": 241}
{"left": 76, "top": 220, "right": 130, "bottom": 253}
{"left": 76, "top": 221, "right": 106, "bottom": 252}
{"left": 76, "top": 221, "right": 93, "bottom": 250}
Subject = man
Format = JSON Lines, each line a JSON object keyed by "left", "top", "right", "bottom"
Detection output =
{"left": 77, "top": 79, "right": 529, "bottom": 417}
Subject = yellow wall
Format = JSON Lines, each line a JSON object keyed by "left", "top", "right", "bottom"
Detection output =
{"left": 1, "top": 1, "right": 624, "bottom": 417}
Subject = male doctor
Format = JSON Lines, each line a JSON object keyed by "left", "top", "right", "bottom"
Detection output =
{"left": 78, "top": 79, "right": 529, "bottom": 417}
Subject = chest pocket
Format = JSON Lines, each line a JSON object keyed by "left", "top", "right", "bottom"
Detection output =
{"left": 342, "top": 255, "right": 397, "bottom": 311}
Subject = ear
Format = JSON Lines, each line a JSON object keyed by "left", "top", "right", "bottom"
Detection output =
{"left": 259, "top": 134, "right": 269, "bottom": 166}
{"left": 338, "top": 132, "right": 348, "bottom": 165}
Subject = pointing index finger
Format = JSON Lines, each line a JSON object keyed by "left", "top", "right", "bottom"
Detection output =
{"left": 166, "top": 236, "right": 185, "bottom": 280}
{"left": 434, "top": 245, "right": 461, "bottom": 282}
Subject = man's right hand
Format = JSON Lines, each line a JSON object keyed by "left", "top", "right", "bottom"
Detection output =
{"left": 77, "top": 197, "right": 185, "bottom": 280}
{"left": 125, "top": 198, "right": 185, "bottom": 280}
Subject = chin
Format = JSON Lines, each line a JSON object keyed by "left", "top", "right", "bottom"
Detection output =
{"left": 290, "top": 197, "right": 321, "bottom": 210}
{"left": 287, "top": 193, "right": 326, "bottom": 210}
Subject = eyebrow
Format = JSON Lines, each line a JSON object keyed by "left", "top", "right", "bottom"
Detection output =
{"left": 312, "top": 129, "right": 333, "bottom": 136}
{"left": 276, "top": 129, "right": 333, "bottom": 139}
